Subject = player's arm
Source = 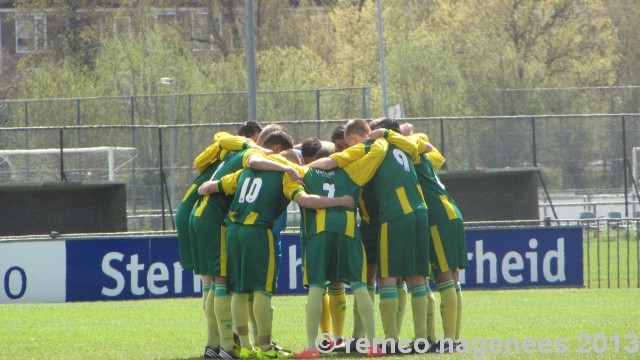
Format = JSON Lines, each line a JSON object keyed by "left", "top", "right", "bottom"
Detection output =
{"left": 306, "top": 140, "right": 371, "bottom": 170}
{"left": 243, "top": 151, "right": 303, "bottom": 185}
{"left": 282, "top": 173, "right": 355, "bottom": 209}
{"left": 219, "top": 135, "right": 273, "bottom": 155}
{"left": 413, "top": 133, "right": 445, "bottom": 171}
{"left": 340, "top": 139, "right": 387, "bottom": 186}
{"left": 198, "top": 169, "right": 242, "bottom": 195}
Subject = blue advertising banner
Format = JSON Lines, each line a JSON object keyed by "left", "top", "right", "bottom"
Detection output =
{"left": 60, "top": 226, "right": 582, "bottom": 302}
{"left": 66, "top": 236, "right": 201, "bottom": 301}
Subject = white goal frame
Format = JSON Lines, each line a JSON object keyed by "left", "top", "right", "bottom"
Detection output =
{"left": 0, "top": 146, "right": 138, "bottom": 181}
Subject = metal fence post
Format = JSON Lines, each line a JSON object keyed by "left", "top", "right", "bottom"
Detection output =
{"left": 158, "top": 127, "right": 166, "bottom": 231}
{"left": 622, "top": 116, "right": 628, "bottom": 216}
{"left": 361, "top": 87, "right": 367, "bottom": 118}
{"left": 188, "top": 94, "right": 193, "bottom": 176}
{"left": 316, "top": 89, "right": 321, "bottom": 138}
{"left": 130, "top": 96, "right": 137, "bottom": 214}
{"left": 24, "top": 101, "right": 29, "bottom": 181}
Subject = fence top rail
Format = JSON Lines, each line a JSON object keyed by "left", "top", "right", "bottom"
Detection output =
{"left": 0, "top": 87, "right": 370, "bottom": 104}
{"left": 3, "top": 113, "right": 640, "bottom": 132}
{"left": 497, "top": 85, "right": 640, "bottom": 92}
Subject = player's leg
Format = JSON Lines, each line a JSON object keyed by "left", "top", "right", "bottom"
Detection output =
{"left": 453, "top": 272, "right": 463, "bottom": 342}
{"left": 378, "top": 221, "right": 400, "bottom": 344}
{"left": 396, "top": 279, "right": 408, "bottom": 337}
{"left": 319, "top": 288, "right": 330, "bottom": 336}
{"left": 426, "top": 277, "right": 437, "bottom": 344}
{"left": 328, "top": 282, "right": 346, "bottom": 347}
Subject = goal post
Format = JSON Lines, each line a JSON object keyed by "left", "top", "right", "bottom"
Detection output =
{"left": 0, "top": 147, "right": 138, "bottom": 183}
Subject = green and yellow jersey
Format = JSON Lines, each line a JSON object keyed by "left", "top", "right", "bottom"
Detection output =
{"left": 292, "top": 167, "right": 361, "bottom": 240}
{"left": 329, "top": 132, "right": 426, "bottom": 224}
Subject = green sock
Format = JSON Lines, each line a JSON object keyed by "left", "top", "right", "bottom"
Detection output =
{"left": 437, "top": 279, "right": 457, "bottom": 342}
{"left": 231, "top": 293, "right": 251, "bottom": 349}
{"left": 426, "top": 285, "right": 437, "bottom": 342}
{"left": 379, "top": 285, "right": 399, "bottom": 341}
{"left": 248, "top": 293, "right": 259, "bottom": 345}
{"left": 254, "top": 291, "right": 273, "bottom": 351}
{"left": 409, "top": 283, "right": 428, "bottom": 340}
{"left": 328, "top": 286, "right": 347, "bottom": 339}
{"left": 396, "top": 283, "right": 408, "bottom": 337}
{"left": 214, "top": 282, "right": 234, "bottom": 351}
{"left": 352, "top": 283, "right": 376, "bottom": 345}
{"left": 455, "top": 284, "right": 463, "bottom": 341}
{"left": 306, "top": 285, "right": 325, "bottom": 349}
{"left": 204, "top": 284, "right": 220, "bottom": 348}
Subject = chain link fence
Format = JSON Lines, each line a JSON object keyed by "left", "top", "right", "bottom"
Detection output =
{"left": 1, "top": 114, "right": 640, "bottom": 231}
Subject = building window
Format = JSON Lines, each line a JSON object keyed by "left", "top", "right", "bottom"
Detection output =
{"left": 15, "top": 14, "right": 47, "bottom": 53}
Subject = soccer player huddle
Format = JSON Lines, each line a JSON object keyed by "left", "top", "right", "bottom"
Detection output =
{"left": 176, "top": 118, "right": 468, "bottom": 359}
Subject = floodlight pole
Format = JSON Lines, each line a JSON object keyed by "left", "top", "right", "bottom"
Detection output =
{"left": 161, "top": 77, "right": 176, "bottom": 208}
{"left": 246, "top": 0, "right": 257, "bottom": 120}
{"left": 376, "top": 0, "right": 389, "bottom": 117}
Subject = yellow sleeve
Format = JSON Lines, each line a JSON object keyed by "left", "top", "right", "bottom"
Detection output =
{"left": 213, "top": 131, "right": 234, "bottom": 142}
{"left": 283, "top": 165, "right": 308, "bottom": 201}
{"left": 219, "top": 135, "right": 250, "bottom": 152}
{"left": 384, "top": 130, "right": 419, "bottom": 163}
{"left": 329, "top": 142, "right": 368, "bottom": 168}
{"left": 341, "top": 138, "right": 388, "bottom": 186}
{"left": 218, "top": 169, "right": 243, "bottom": 195}
{"left": 194, "top": 143, "right": 221, "bottom": 174}
{"left": 241, "top": 149, "right": 265, "bottom": 168}
{"left": 413, "top": 133, "right": 446, "bottom": 171}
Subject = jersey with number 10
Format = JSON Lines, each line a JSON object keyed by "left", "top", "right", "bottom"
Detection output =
{"left": 297, "top": 167, "right": 361, "bottom": 240}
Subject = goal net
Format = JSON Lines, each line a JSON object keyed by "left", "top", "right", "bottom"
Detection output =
{"left": 0, "top": 147, "right": 138, "bottom": 183}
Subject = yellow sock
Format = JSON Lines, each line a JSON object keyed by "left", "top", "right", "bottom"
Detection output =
{"left": 328, "top": 286, "right": 347, "bottom": 339}
{"left": 203, "top": 284, "right": 210, "bottom": 312}
{"left": 231, "top": 293, "right": 251, "bottom": 349}
{"left": 213, "top": 283, "right": 234, "bottom": 351}
{"left": 352, "top": 283, "right": 376, "bottom": 344}
{"left": 319, "top": 288, "right": 330, "bottom": 334}
{"left": 254, "top": 291, "right": 273, "bottom": 351}
{"left": 306, "top": 286, "right": 325, "bottom": 349}
{"left": 379, "top": 285, "right": 399, "bottom": 341}
{"left": 396, "top": 283, "right": 408, "bottom": 337}
{"left": 409, "top": 284, "right": 428, "bottom": 340}
{"left": 352, "top": 294, "right": 365, "bottom": 339}
{"left": 426, "top": 285, "right": 437, "bottom": 342}
{"left": 437, "top": 279, "right": 457, "bottom": 342}
{"left": 248, "top": 293, "right": 259, "bottom": 345}
{"left": 455, "top": 284, "right": 463, "bottom": 341}
{"left": 204, "top": 284, "right": 220, "bottom": 348}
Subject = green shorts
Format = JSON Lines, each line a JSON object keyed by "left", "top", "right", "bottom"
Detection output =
{"left": 429, "top": 218, "right": 468, "bottom": 274}
{"left": 189, "top": 197, "right": 227, "bottom": 276}
{"left": 378, "top": 210, "right": 430, "bottom": 278}
{"left": 359, "top": 220, "right": 378, "bottom": 266}
{"left": 225, "top": 223, "right": 277, "bottom": 294}
{"left": 303, "top": 232, "right": 367, "bottom": 287}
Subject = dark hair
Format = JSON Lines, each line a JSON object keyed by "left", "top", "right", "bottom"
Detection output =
{"left": 256, "top": 124, "right": 286, "bottom": 145}
{"left": 316, "top": 147, "right": 335, "bottom": 159}
{"left": 237, "top": 120, "right": 263, "bottom": 138}
{"left": 301, "top": 137, "right": 323, "bottom": 158}
{"left": 331, "top": 125, "right": 345, "bottom": 142}
{"left": 371, "top": 117, "right": 400, "bottom": 133}
{"left": 262, "top": 131, "right": 294, "bottom": 150}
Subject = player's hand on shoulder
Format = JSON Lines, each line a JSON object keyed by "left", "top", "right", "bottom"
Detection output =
{"left": 286, "top": 166, "right": 304, "bottom": 185}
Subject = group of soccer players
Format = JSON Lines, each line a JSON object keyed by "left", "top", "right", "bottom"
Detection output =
{"left": 175, "top": 117, "right": 468, "bottom": 359}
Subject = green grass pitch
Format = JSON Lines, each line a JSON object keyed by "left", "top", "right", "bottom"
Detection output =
{"left": 1, "top": 288, "right": 638, "bottom": 359}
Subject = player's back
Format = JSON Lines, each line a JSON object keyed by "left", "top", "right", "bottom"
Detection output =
{"left": 301, "top": 167, "right": 360, "bottom": 239}
{"left": 367, "top": 141, "right": 426, "bottom": 223}
{"left": 226, "top": 168, "right": 290, "bottom": 228}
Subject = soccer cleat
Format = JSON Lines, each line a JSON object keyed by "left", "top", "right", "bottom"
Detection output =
{"left": 218, "top": 348, "right": 241, "bottom": 359}
{"left": 333, "top": 338, "right": 347, "bottom": 352}
{"left": 407, "top": 339, "right": 432, "bottom": 354}
{"left": 205, "top": 346, "right": 220, "bottom": 358}
{"left": 432, "top": 341, "right": 458, "bottom": 354}
{"left": 293, "top": 348, "right": 320, "bottom": 359}
{"left": 316, "top": 338, "right": 334, "bottom": 353}
{"left": 234, "top": 332, "right": 242, "bottom": 349}
{"left": 272, "top": 342, "right": 292, "bottom": 354}
{"left": 367, "top": 346, "right": 385, "bottom": 357}
{"left": 347, "top": 338, "right": 361, "bottom": 353}
{"left": 239, "top": 348, "right": 257, "bottom": 359}
{"left": 257, "top": 346, "right": 295, "bottom": 359}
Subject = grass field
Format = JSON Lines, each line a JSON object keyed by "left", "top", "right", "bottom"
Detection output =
{"left": 1, "top": 289, "right": 638, "bottom": 359}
